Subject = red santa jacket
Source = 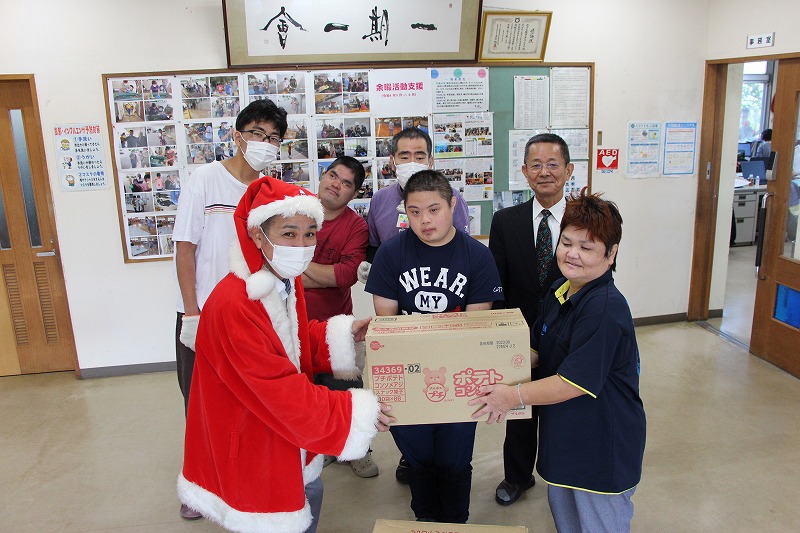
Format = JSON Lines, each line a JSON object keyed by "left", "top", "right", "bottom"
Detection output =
{"left": 178, "top": 244, "right": 379, "bottom": 533}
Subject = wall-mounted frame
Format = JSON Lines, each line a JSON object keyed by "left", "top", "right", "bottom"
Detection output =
{"left": 223, "top": 0, "right": 482, "bottom": 68}
{"left": 478, "top": 10, "right": 552, "bottom": 62}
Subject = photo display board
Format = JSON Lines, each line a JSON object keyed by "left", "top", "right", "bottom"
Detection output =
{"left": 104, "top": 64, "right": 593, "bottom": 261}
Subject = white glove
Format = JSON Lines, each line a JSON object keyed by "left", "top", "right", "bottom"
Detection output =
{"left": 357, "top": 261, "right": 371, "bottom": 284}
{"left": 180, "top": 314, "right": 200, "bottom": 351}
{"left": 396, "top": 201, "right": 406, "bottom": 214}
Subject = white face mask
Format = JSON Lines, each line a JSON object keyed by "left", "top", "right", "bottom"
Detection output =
{"left": 394, "top": 161, "right": 429, "bottom": 189}
{"left": 242, "top": 140, "right": 279, "bottom": 172}
{"left": 261, "top": 231, "right": 315, "bottom": 279}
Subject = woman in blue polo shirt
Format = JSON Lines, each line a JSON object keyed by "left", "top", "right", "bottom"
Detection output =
{"left": 470, "top": 190, "right": 646, "bottom": 532}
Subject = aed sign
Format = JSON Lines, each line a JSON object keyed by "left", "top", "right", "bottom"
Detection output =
{"left": 597, "top": 149, "right": 619, "bottom": 170}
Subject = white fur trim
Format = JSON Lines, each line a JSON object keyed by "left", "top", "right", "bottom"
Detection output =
{"left": 256, "top": 272, "right": 300, "bottom": 370}
{"left": 248, "top": 195, "right": 324, "bottom": 229}
{"left": 177, "top": 473, "right": 312, "bottom": 533}
{"left": 303, "top": 453, "right": 323, "bottom": 484}
{"left": 247, "top": 270, "right": 275, "bottom": 301}
{"left": 337, "top": 389, "right": 380, "bottom": 461}
{"left": 179, "top": 315, "right": 199, "bottom": 351}
{"left": 229, "top": 240, "right": 251, "bottom": 280}
{"left": 325, "top": 315, "right": 361, "bottom": 380}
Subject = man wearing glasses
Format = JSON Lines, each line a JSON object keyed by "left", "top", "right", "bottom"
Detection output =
{"left": 488, "top": 133, "right": 572, "bottom": 508}
{"left": 172, "top": 98, "right": 287, "bottom": 521}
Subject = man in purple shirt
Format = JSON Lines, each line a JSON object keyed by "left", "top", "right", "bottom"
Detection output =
{"left": 364, "top": 127, "right": 470, "bottom": 263}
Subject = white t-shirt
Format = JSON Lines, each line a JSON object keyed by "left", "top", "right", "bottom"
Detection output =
{"left": 173, "top": 161, "right": 248, "bottom": 313}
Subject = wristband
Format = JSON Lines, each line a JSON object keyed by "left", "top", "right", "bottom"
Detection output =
{"left": 516, "top": 383, "right": 525, "bottom": 410}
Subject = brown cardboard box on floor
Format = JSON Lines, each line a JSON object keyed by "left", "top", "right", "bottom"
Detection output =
{"left": 373, "top": 518, "right": 528, "bottom": 533}
{"left": 365, "top": 309, "right": 532, "bottom": 425}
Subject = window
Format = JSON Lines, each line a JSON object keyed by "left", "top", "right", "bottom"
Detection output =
{"left": 739, "top": 61, "right": 774, "bottom": 142}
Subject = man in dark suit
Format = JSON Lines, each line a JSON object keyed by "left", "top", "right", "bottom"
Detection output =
{"left": 489, "top": 133, "right": 573, "bottom": 506}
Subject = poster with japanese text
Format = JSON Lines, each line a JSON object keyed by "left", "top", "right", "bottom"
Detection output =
{"left": 52, "top": 123, "right": 109, "bottom": 192}
{"left": 463, "top": 157, "right": 495, "bottom": 201}
{"left": 627, "top": 121, "right": 662, "bottom": 178}
{"left": 433, "top": 112, "right": 494, "bottom": 159}
{"left": 662, "top": 122, "right": 697, "bottom": 175}
{"left": 514, "top": 75, "right": 549, "bottom": 129}
{"left": 468, "top": 205, "right": 481, "bottom": 235}
{"left": 368, "top": 68, "right": 431, "bottom": 117}
{"left": 549, "top": 67, "right": 590, "bottom": 128}
{"left": 431, "top": 67, "right": 490, "bottom": 113}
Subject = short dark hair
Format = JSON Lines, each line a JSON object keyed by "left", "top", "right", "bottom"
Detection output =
{"left": 761, "top": 128, "right": 772, "bottom": 141}
{"left": 235, "top": 99, "right": 288, "bottom": 137}
{"left": 389, "top": 127, "right": 432, "bottom": 157}
{"left": 561, "top": 189, "right": 623, "bottom": 271}
{"left": 326, "top": 156, "right": 366, "bottom": 190}
{"left": 524, "top": 133, "right": 571, "bottom": 165}
{"left": 403, "top": 170, "right": 453, "bottom": 204}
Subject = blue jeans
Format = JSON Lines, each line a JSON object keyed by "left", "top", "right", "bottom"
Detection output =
{"left": 390, "top": 422, "right": 477, "bottom": 523}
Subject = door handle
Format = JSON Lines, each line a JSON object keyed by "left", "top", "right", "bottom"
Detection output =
{"left": 755, "top": 192, "right": 774, "bottom": 278}
{"left": 35, "top": 250, "right": 57, "bottom": 257}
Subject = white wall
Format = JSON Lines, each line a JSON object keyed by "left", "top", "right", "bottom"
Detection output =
{"left": 0, "top": 1, "right": 227, "bottom": 370}
{"left": 486, "top": 0, "right": 710, "bottom": 318}
{"left": 706, "top": 0, "right": 800, "bottom": 59}
{"left": 2, "top": 0, "right": 798, "bottom": 371}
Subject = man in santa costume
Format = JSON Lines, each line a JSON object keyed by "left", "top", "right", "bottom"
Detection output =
{"left": 177, "top": 176, "right": 394, "bottom": 533}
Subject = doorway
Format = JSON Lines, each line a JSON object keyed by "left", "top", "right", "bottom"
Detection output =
{"left": 690, "top": 55, "right": 800, "bottom": 377}
{"left": 705, "top": 61, "right": 775, "bottom": 346}
{"left": 0, "top": 75, "right": 78, "bottom": 376}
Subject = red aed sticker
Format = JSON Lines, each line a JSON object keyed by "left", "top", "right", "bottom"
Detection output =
{"left": 597, "top": 149, "right": 619, "bottom": 170}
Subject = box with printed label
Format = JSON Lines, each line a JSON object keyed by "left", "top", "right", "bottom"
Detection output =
{"left": 373, "top": 518, "right": 528, "bottom": 533}
{"left": 365, "top": 309, "right": 532, "bottom": 425}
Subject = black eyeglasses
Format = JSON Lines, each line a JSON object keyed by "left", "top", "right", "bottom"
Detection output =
{"left": 240, "top": 129, "right": 283, "bottom": 145}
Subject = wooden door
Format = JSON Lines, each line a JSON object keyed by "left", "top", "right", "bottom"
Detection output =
{"left": 0, "top": 75, "right": 77, "bottom": 375}
{"left": 750, "top": 58, "right": 800, "bottom": 377}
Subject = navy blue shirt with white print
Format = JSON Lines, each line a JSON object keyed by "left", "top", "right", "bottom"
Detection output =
{"left": 366, "top": 229, "right": 503, "bottom": 314}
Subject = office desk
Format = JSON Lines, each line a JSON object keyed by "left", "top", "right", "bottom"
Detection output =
{"left": 732, "top": 184, "right": 767, "bottom": 246}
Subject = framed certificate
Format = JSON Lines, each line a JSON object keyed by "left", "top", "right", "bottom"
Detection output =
{"left": 478, "top": 11, "right": 552, "bottom": 62}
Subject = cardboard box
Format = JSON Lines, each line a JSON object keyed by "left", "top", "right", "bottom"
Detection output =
{"left": 373, "top": 518, "right": 528, "bottom": 533}
{"left": 365, "top": 309, "right": 532, "bottom": 425}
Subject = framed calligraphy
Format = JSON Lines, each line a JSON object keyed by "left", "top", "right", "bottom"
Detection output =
{"left": 223, "top": 0, "right": 482, "bottom": 67}
{"left": 478, "top": 10, "right": 552, "bottom": 62}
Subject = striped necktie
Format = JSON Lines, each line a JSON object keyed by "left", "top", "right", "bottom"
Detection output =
{"left": 536, "top": 210, "right": 553, "bottom": 286}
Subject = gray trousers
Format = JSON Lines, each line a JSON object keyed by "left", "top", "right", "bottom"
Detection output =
{"left": 303, "top": 476, "right": 323, "bottom": 533}
{"left": 548, "top": 484, "right": 636, "bottom": 533}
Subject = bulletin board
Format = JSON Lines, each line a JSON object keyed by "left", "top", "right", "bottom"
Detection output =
{"left": 102, "top": 63, "right": 592, "bottom": 262}
{"left": 482, "top": 64, "right": 593, "bottom": 234}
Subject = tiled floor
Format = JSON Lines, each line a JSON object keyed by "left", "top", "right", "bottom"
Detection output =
{"left": 1, "top": 320, "right": 799, "bottom": 532}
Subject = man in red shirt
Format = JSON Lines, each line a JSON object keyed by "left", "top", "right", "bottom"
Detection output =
{"left": 303, "top": 156, "right": 377, "bottom": 478}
